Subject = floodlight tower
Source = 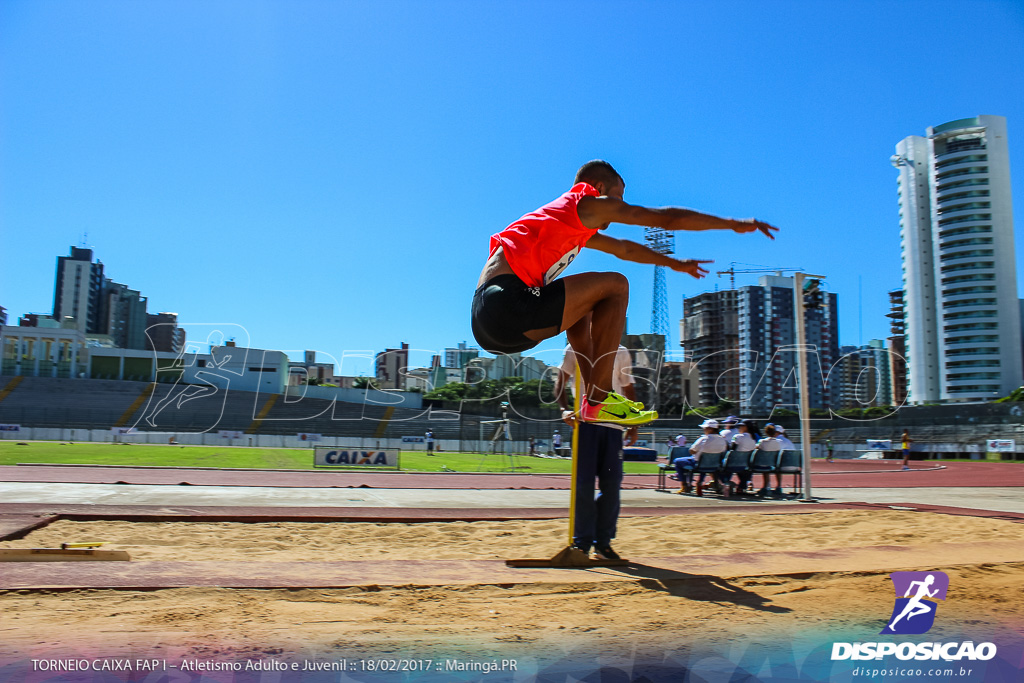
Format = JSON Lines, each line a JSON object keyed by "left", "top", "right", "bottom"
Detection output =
{"left": 645, "top": 227, "right": 674, "bottom": 346}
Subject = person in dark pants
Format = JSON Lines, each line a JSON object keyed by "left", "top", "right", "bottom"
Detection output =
{"left": 554, "top": 342, "right": 638, "bottom": 561}
{"left": 575, "top": 421, "right": 624, "bottom": 558}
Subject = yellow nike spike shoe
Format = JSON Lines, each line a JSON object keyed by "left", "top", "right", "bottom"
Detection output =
{"left": 580, "top": 392, "right": 658, "bottom": 425}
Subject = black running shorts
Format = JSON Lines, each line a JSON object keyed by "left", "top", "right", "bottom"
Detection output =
{"left": 471, "top": 274, "right": 566, "bottom": 354}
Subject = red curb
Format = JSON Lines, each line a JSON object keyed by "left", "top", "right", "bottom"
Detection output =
{"left": 0, "top": 502, "right": 866, "bottom": 528}
{"left": 0, "top": 465, "right": 656, "bottom": 490}
{"left": 5, "top": 460, "right": 1023, "bottom": 489}
{"left": 871, "top": 502, "right": 1024, "bottom": 523}
{"left": 0, "top": 514, "right": 60, "bottom": 541}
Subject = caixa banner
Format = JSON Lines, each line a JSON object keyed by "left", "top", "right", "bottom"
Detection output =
{"left": 314, "top": 448, "right": 399, "bottom": 468}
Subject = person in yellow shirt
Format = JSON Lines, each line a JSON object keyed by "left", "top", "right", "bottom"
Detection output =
{"left": 900, "top": 430, "right": 913, "bottom": 470}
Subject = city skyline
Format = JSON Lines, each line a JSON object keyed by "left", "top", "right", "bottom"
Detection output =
{"left": 9, "top": 242, "right": 904, "bottom": 379}
{"left": 3, "top": 2, "right": 1023, "bottom": 378}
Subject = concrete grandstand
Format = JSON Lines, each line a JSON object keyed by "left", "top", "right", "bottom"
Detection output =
{"left": 1, "top": 375, "right": 1022, "bottom": 459}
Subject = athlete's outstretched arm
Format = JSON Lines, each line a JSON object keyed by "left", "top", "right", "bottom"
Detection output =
{"left": 587, "top": 233, "right": 712, "bottom": 279}
{"left": 578, "top": 195, "right": 778, "bottom": 239}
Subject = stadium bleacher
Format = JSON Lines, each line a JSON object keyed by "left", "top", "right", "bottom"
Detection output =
{"left": 1, "top": 376, "right": 1021, "bottom": 455}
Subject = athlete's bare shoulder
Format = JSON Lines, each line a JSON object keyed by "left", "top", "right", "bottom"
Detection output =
{"left": 577, "top": 195, "right": 638, "bottom": 230}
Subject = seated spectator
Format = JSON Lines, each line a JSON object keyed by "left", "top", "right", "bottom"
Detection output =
{"left": 723, "top": 419, "right": 758, "bottom": 493}
{"left": 670, "top": 449, "right": 697, "bottom": 492}
{"left": 666, "top": 432, "right": 686, "bottom": 450}
{"left": 739, "top": 419, "right": 760, "bottom": 445}
{"left": 756, "top": 424, "right": 784, "bottom": 497}
{"left": 676, "top": 418, "right": 727, "bottom": 494}
{"left": 719, "top": 416, "right": 739, "bottom": 446}
{"left": 775, "top": 424, "right": 796, "bottom": 450}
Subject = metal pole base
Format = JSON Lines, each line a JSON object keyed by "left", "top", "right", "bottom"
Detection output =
{"left": 505, "top": 545, "right": 629, "bottom": 568}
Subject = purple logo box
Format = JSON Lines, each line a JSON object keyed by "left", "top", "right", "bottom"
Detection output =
{"left": 890, "top": 571, "right": 949, "bottom": 601}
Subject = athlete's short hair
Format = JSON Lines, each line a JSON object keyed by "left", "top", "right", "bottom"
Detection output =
{"left": 575, "top": 160, "right": 622, "bottom": 188}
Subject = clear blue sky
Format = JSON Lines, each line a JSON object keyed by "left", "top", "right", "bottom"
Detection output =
{"left": 2, "top": 0, "right": 1023, "bottom": 376}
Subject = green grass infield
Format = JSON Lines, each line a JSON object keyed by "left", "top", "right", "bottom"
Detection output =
{"left": 0, "top": 441, "right": 662, "bottom": 474}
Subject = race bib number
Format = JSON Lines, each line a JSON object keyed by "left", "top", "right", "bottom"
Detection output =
{"left": 544, "top": 247, "right": 579, "bottom": 285}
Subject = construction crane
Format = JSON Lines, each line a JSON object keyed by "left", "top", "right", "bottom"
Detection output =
{"left": 716, "top": 262, "right": 803, "bottom": 289}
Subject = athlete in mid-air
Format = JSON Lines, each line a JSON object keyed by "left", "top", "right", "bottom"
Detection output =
{"left": 471, "top": 160, "right": 778, "bottom": 425}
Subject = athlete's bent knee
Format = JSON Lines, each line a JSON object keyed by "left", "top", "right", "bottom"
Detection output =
{"left": 603, "top": 272, "right": 629, "bottom": 295}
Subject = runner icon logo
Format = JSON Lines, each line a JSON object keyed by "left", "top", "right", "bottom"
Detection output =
{"left": 880, "top": 571, "right": 949, "bottom": 635}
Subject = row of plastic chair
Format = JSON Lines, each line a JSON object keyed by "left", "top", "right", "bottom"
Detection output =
{"left": 658, "top": 446, "right": 804, "bottom": 494}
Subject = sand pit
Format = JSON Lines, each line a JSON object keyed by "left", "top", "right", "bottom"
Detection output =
{"left": 6, "top": 509, "right": 1024, "bottom": 562}
{"left": 2, "top": 510, "right": 1023, "bottom": 667}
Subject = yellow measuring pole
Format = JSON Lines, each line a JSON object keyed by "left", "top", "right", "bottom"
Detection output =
{"left": 566, "top": 366, "right": 581, "bottom": 546}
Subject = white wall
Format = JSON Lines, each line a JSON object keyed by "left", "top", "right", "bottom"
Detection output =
{"left": 182, "top": 346, "right": 288, "bottom": 394}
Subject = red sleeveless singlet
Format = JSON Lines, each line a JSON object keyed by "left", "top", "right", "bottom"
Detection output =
{"left": 488, "top": 182, "right": 600, "bottom": 288}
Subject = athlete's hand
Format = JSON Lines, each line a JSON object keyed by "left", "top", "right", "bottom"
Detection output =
{"left": 669, "top": 258, "right": 713, "bottom": 279}
{"left": 561, "top": 409, "right": 578, "bottom": 427}
{"left": 732, "top": 218, "right": 778, "bottom": 240}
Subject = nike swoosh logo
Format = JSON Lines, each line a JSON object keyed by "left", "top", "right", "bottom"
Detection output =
{"left": 606, "top": 411, "right": 627, "bottom": 419}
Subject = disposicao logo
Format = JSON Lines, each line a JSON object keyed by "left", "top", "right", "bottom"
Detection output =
{"left": 831, "top": 570, "right": 998, "bottom": 662}
{"left": 881, "top": 570, "right": 949, "bottom": 635}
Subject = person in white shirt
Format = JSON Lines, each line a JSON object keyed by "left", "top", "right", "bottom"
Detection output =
{"left": 671, "top": 421, "right": 711, "bottom": 494}
{"left": 681, "top": 418, "right": 728, "bottom": 494}
{"left": 719, "top": 416, "right": 739, "bottom": 444}
{"left": 730, "top": 420, "right": 758, "bottom": 452}
{"left": 691, "top": 419, "right": 728, "bottom": 455}
{"left": 775, "top": 424, "right": 796, "bottom": 451}
{"left": 755, "top": 424, "right": 785, "bottom": 497}
{"left": 724, "top": 419, "right": 758, "bottom": 493}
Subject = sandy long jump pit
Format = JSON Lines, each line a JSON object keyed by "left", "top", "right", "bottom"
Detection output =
{"left": 2, "top": 508, "right": 1024, "bottom": 682}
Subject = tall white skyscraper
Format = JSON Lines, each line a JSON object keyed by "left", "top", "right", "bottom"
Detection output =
{"left": 892, "top": 115, "right": 1021, "bottom": 403}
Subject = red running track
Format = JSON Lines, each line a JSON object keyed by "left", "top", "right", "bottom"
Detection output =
{"left": 1, "top": 459, "right": 1022, "bottom": 489}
